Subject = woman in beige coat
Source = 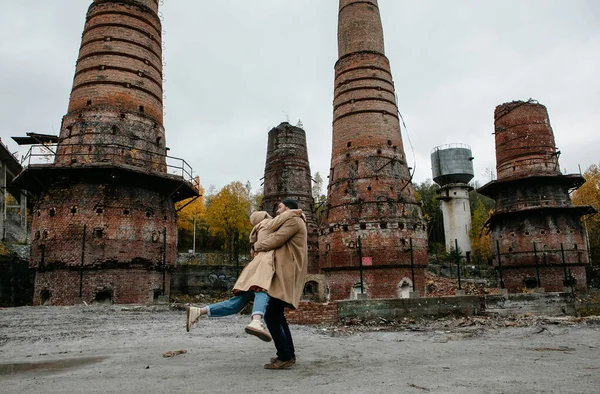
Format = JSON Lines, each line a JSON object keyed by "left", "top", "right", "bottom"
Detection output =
{"left": 185, "top": 209, "right": 302, "bottom": 342}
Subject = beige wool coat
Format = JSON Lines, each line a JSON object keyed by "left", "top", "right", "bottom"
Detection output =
{"left": 253, "top": 209, "right": 308, "bottom": 309}
{"left": 233, "top": 210, "right": 302, "bottom": 295}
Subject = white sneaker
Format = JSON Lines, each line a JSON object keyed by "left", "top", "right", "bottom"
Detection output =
{"left": 186, "top": 305, "right": 203, "bottom": 332}
{"left": 245, "top": 319, "right": 272, "bottom": 342}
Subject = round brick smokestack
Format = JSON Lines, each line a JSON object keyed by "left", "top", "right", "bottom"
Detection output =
{"left": 320, "top": 0, "right": 428, "bottom": 300}
{"left": 494, "top": 101, "right": 560, "bottom": 180}
{"left": 261, "top": 122, "right": 320, "bottom": 274}
{"left": 19, "top": 1, "right": 199, "bottom": 306}
{"left": 478, "top": 100, "right": 596, "bottom": 293}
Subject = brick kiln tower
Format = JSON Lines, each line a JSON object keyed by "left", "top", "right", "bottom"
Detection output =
{"left": 478, "top": 100, "right": 595, "bottom": 293}
{"left": 262, "top": 123, "right": 322, "bottom": 292}
{"left": 13, "top": 0, "right": 198, "bottom": 305}
{"left": 319, "top": 0, "right": 428, "bottom": 300}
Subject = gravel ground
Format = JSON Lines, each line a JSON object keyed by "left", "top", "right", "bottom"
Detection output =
{"left": 0, "top": 305, "right": 598, "bottom": 394}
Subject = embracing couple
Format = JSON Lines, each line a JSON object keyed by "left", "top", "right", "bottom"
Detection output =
{"left": 186, "top": 199, "right": 308, "bottom": 370}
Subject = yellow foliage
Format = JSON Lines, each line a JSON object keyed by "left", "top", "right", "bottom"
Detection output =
{"left": 469, "top": 199, "right": 493, "bottom": 264}
{"left": 204, "top": 181, "right": 252, "bottom": 242}
{"left": 572, "top": 164, "right": 600, "bottom": 263}
{"left": 175, "top": 179, "right": 205, "bottom": 234}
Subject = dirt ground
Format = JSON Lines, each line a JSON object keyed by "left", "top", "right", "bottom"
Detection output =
{"left": 0, "top": 305, "right": 598, "bottom": 394}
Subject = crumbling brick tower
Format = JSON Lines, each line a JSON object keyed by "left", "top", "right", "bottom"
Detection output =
{"left": 478, "top": 100, "right": 595, "bottom": 293}
{"left": 319, "top": 0, "right": 428, "bottom": 300}
{"left": 13, "top": 0, "right": 198, "bottom": 305}
{"left": 262, "top": 122, "right": 324, "bottom": 298}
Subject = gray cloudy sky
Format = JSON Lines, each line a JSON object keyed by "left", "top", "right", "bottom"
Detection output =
{"left": 1, "top": 1, "right": 599, "bottom": 194}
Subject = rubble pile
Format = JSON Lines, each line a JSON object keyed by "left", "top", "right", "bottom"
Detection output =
{"left": 424, "top": 271, "right": 498, "bottom": 297}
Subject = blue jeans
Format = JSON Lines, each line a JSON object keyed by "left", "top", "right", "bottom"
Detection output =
{"left": 206, "top": 291, "right": 270, "bottom": 318}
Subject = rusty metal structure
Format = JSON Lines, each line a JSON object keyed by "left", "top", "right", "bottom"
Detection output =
{"left": 319, "top": 0, "right": 428, "bottom": 300}
{"left": 12, "top": 0, "right": 198, "bottom": 305}
{"left": 479, "top": 100, "right": 595, "bottom": 292}
{"left": 261, "top": 122, "right": 321, "bottom": 293}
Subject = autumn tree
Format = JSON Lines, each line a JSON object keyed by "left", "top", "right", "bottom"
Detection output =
{"left": 175, "top": 177, "right": 205, "bottom": 252}
{"left": 204, "top": 181, "right": 253, "bottom": 258}
{"left": 414, "top": 180, "right": 444, "bottom": 249}
{"left": 468, "top": 192, "right": 494, "bottom": 266}
{"left": 572, "top": 164, "right": 600, "bottom": 264}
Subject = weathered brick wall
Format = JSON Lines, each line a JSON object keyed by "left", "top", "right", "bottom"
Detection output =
{"left": 325, "top": 268, "right": 426, "bottom": 300}
{"left": 286, "top": 301, "right": 338, "bottom": 325}
{"left": 30, "top": 183, "right": 177, "bottom": 271}
{"left": 33, "top": 268, "right": 168, "bottom": 305}
{"left": 501, "top": 266, "right": 587, "bottom": 293}
{"left": 320, "top": 0, "right": 427, "bottom": 294}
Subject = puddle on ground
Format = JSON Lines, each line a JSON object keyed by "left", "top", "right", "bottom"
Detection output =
{"left": 0, "top": 356, "right": 106, "bottom": 376}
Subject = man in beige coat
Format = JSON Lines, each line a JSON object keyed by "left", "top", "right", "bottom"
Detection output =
{"left": 252, "top": 199, "right": 308, "bottom": 370}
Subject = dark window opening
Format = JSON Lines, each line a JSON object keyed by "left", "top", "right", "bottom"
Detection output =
{"left": 40, "top": 290, "right": 51, "bottom": 306}
{"left": 574, "top": 243, "right": 578, "bottom": 250}
{"left": 49, "top": 208, "right": 56, "bottom": 217}
{"left": 34, "top": 231, "right": 40, "bottom": 240}
{"left": 524, "top": 277, "right": 538, "bottom": 289}
{"left": 390, "top": 186, "right": 394, "bottom": 191}
{"left": 377, "top": 149, "right": 382, "bottom": 155}
{"left": 342, "top": 225, "right": 348, "bottom": 232}
{"left": 380, "top": 222, "right": 388, "bottom": 229}
{"left": 156, "top": 136, "right": 162, "bottom": 146}
{"left": 123, "top": 209, "right": 130, "bottom": 215}
{"left": 344, "top": 189, "right": 348, "bottom": 194}
{"left": 71, "top": 206, "right": 77, "bottom": 214}
{"left": 346, "top": 153, "right": 350, "bottom": 158}
{"left": 525, "top": 231, "right": 530, "bottom": 236}
{"left": 347, "top": 142, "right": 352, "bottom": 148}
{"left": 387, "top": 140, "right": 392, "bottom": 146}
{"left": 112, "top": 125, "right": 119, "bottom": 134}
{"left": 399, "top": 223, "right": 404, "bottom": 230}
{"left": 540, "top": 230, "right": 546, "bottom": 235}
{"left": 42, "top": 230, "right": 49, "bottom": 240}
{"left": 86, "top": 100, "right": 92, "bottom": 106}
{"left": 96, "top": 207, "right": 104, "bottom": 214}
{"left": 94, "top": 290, "right": 113, "bottom": 305}
{"left": 139, "top": 105, "right": 144, "bottom": 113}
{"left": 360, "top": 223, "right": 367, "bottom": 230}
{"left": 329, "top": 227, "right": 334, "bottom": 234}
{"left": 414, "top": 224, "right": 419, "bottom": 230}
{"left": 508, "top": 247, "right": 513, "bottom": 252}
{"left": 153, "top": 289, "right": 162, "bottom": 300}
{"left": 94, "top": 228, "right": 104, "bottom": 238}
{"left": 120, "top": 113, "right": 126, "bottom": 119}
{"left": 367, "top": 186, "right": 372, "bottom": 191}
{"left": 146, "top": 210, "right": 153, "bottom": 217}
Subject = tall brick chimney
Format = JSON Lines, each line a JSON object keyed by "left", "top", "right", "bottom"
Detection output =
{"left": 319, "top": 0, "right": 428, "bottom": 300}
{"left": 478, "top": 100, "right": 595, "bottom": 292}
{"left": 13, "top": 0, "right": 198, "bottom": 305}
{"left": 261, "top": 122, "right": 321, "bottom": 285}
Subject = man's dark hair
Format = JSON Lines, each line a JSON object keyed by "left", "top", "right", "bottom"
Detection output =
{"left": 281, "top": 199, "right": 299, "bottom": 210}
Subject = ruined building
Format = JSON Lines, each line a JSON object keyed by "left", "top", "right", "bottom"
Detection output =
{"left": 261, "top": 122, "right": 324, "bottom": 299}
{"left": 319, "top": 0, "right": 428, "bottom": 300}
{"left": 431, "top": 144, "right": 474, "bottom": 259}
{"left": 12, "top": 0, "right": 198, "bottom": 305}
{"left": 478, "top": 100, "right": 595, "bottom": 292}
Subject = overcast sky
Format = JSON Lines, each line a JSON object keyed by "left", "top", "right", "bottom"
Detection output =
{"left": 1, "top": 1, "right": 599, "bottom": 195}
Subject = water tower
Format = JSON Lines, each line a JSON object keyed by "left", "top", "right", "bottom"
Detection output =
{"left": 431, "top": 144, "right": 474, "bottom": 259}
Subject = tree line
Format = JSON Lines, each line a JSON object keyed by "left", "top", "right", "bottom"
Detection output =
{"left": 176, "top": 166, "right": 599, "bottom": 268}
